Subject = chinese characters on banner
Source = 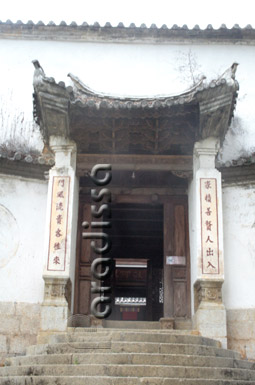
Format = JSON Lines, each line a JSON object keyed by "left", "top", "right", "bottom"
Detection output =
{"left": 200, "top": 178, "right": 219, "bottom": 274}
{"left": 47, "top": 176, "right": 70, "bottom": 271}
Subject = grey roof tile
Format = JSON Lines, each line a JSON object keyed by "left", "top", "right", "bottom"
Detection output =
{"left": 58, "top": 81, "right": 65, "bottom": 88}
{"left": 3, "top": 20, "right": 254, "bottom": 45}
{"left": 0, "top": 146, "right": 54, "bottom": 167}
{"left": 25, "top": 155, "right": 33, "bottom": 163}
{"left": 0, "top": 19, "right": 254, "bottom": 31}
{"left": 14, "top": 152, "right": 22, "bottom": 161}
{"left": 1, "top": 20, "right": 254, "bottom": 31}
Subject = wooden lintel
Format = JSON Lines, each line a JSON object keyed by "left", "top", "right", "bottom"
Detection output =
{"left": 77, "top": 154, "right": 193, "bottom": 173}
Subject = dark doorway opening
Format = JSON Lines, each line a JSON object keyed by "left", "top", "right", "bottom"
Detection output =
{"left": 74, "top": 193, "right": 191, "bottom": 324}
{"left": 104, "top": 203, "right": 164, "bottom": 321}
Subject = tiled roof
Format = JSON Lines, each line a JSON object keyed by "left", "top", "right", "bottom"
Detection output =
{"left": 0, "top": 145, "right": 54, "bottom": 166}
{"left": 220, "top": 154, "right": 255, "bottom": 168}
{"left": 0, "top": 20, "right": 253, "bottom": 30}
{"left": 1, "top": 20, "right": 255, "bottom": 43}
{"left": 68, "top": 72, "right": 237, "bottom": 112}
{"left": 32, "top": 61, "right": 239, "bottom": 155}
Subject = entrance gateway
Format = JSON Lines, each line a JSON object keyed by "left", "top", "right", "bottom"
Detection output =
{"left": 75, "top": 173, "right": 191, "bottom": 324}
{"left": 33, "top": 62, "right": 238, "bottom": 344}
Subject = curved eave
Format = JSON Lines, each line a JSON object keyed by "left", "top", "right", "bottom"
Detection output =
{"left": 33, "top": 69, "right": 239, "bottom": 154}
{"left": 69, "top": 77, "right": 237, "bottom": 113}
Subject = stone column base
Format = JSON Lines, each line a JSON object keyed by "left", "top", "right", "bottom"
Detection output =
{"left": 160, "top": 317, "right": 175, "bottom": 329}
{"left": 193, "top": 280, "right": 227, "bottom": 348}
{"left": 40, "top": 276, "right": 71, "bottom": 332}
{"left": 193, "top": 302, "right": 227, "bottom": 348}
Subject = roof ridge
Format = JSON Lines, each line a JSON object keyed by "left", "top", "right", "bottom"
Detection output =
{"left": 0, "top": 19, "right": 254, "bottom": 31}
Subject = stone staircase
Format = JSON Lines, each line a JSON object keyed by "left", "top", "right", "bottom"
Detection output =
{"left": 1, "top": 328, "right": 255, "bottom": 384}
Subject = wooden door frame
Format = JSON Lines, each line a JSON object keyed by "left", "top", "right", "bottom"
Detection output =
{"left": 74, "top": 193, "right": 191, "bottom": 319}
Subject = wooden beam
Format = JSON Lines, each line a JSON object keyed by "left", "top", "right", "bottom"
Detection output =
{"left": 77, "top": 153, "right": 193, "bottom": 174}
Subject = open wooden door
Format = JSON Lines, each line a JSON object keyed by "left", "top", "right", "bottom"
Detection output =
{"left": 74, "top": 203, "right": 92, "bottom": 315}
{"left": 74, "top": 195, "right": 190, "bottom": 321}
{"left": 163, "top": 198, "right": 190, "bottom": 319}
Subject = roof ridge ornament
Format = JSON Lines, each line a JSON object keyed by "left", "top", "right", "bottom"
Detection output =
{"left": 32, "top": 60, "right": 45, "bottom": 87}
{"left": 217, "top": 62, "right": 239, "bottom": 83}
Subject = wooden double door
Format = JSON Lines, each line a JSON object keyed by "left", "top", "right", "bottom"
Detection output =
{"left": 74, "top": 194, "right": 190, "bottom": 321}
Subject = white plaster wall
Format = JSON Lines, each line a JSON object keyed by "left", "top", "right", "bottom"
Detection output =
{"left": 0, "top": 174, "right": 48, "bottom": 303}
{"left": 222, "top": 183, "right": 255, "bottom": 309}
{"left": 0, "top": 37, "right": 255, "bottom": 161}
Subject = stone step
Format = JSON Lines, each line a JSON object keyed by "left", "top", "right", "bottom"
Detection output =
{"left": 102, "top": 320, "right": 161, "bottom": 329}
{"left": 1, "top": 364, "right": 255, "bottom": 381}
{"left": 37, "top": 328, "right": 200, "bottom": 344}
{"left": 6, "top": 353, "right": 254, "bottom": 370}
{"left": 47, "top": 331, "right": 220, "bottom": 347}
{"left": 26, "top": 341, "right": 241, "bottom": 359}
{"left": 3, "top": 328, "right": 254, "bottom": 385}
{"left": 67, "top": 327, "right": 194, "bottom": 334}
{"left": 0, "top": 376, "right": 254, "bottom": 385}
{"left": 102, "top": 320, "right": 193, "bottom": 330}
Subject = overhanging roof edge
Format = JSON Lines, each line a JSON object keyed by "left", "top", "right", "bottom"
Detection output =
{"left": 32, "top": 61, "right": 239, "bottom": 146}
